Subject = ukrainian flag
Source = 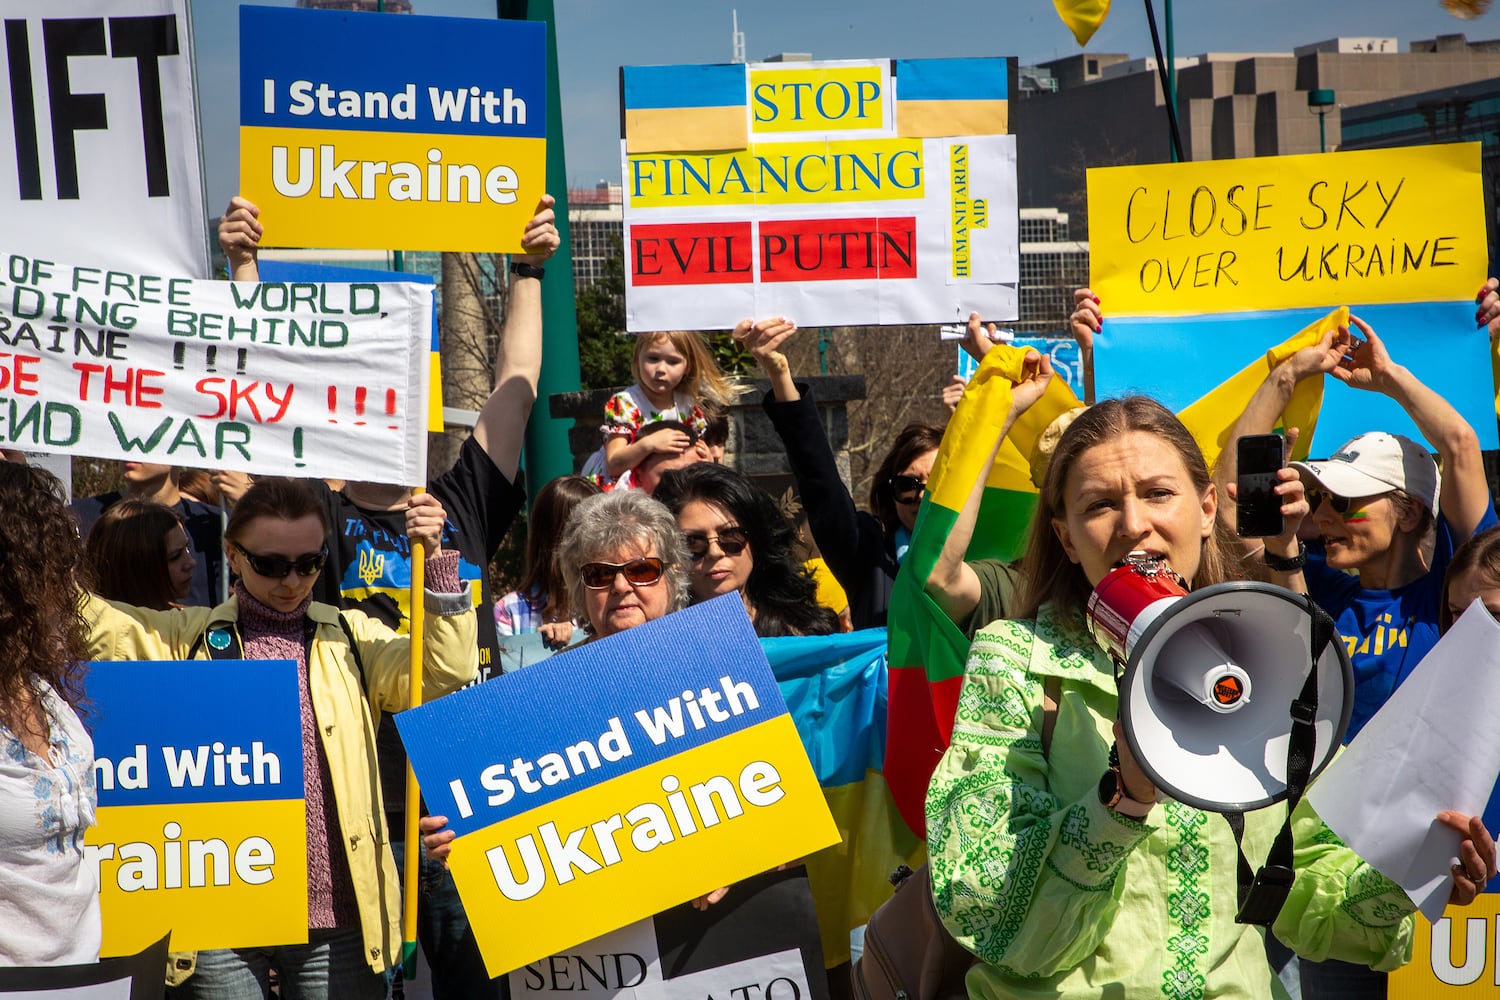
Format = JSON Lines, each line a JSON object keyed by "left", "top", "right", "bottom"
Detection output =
{"left": 622, "top": 64, "right": 748, "bottom": 153}
{"left": 764, "top": 629, "right": 923, "bottom": 967}
{"left": 894, "top": 58, "right": 1009, "bottom": 138}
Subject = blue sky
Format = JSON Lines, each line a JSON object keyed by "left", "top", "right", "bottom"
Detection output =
{"left": 192, "top": 0, "right": 1497, "bottom": 215}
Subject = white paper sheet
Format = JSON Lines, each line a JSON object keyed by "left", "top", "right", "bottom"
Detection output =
{"left": 1307, "top": 599, "right": 1500, "bottom": 922}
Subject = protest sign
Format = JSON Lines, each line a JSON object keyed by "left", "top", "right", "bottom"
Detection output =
{"left": 396, "top": 595, "right": 841, "bottom": 975}
{"left": 0, "top": 251, "right": 431, "bottom": 484}
{"left": 512, "top": 869, "right": 826, "bottom": 1000}
{"left": 621, "top": 57, "right": 1018, "bottom": 330}
{"left": 258, "top": 258, "right": 443, "bottom": 430}
{"left": 958, "top": 337, "right": 1082, "bottom": 399}
{"left": 0, "top": 934, "right": 168, "bottom": 999}
{"left": 239, "top": 5, "right": 546, "bottom": 253}
{"left": 1390, "top": 894, "right": 1500, "bottom": 998}
{"left": 1087, "top": 143, "right": 1497, "bottom": 451}
{"left": 84, "top": 660, "right": 305, "bottom": 956}
{"left": 0, "top": 0, "right": 209, "bottom": 278}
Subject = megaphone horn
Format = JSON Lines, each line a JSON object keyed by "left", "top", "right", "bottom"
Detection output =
{"left": 1085, "top": 559, "right": 1354, "bottom": 814}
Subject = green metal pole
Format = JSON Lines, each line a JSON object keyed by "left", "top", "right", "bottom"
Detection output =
{"left": 501, "top": 0, "right": 580, "bottom": 498}
{"left": 1165, "top": 0, "right": 1177, "bottom": 162}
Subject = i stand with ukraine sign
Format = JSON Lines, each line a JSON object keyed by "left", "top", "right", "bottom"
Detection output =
{"left": 397, "top": 595, "right": 841, "bottom": 975}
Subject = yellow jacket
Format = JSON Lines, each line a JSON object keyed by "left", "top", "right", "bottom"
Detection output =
{"left": 84, "top": 588, "right": 478, "bottom": 976}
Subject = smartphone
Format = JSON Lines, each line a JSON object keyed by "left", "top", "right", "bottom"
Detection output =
{"left": 1236, "top": 433, "right": 1285, "bottom": 537}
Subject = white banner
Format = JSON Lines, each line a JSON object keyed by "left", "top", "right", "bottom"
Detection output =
{"left": 621, "top": 57, "right": 1019, "bottom": 331}
{"left": 0, "top": 251, "right": 431, "bottom": 486}
{"left": 0, "top": 0, "right": 209, "bottom": 278}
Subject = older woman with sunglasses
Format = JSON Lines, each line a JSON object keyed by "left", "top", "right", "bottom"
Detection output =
{"left": 85, "top": 477, "right": 478, "bottom": 999}
{"left": 654, "top": 462, "right": 840, "bottom": 638}
{"left": 737, "top": 317, "right": 943, "bottom": 630}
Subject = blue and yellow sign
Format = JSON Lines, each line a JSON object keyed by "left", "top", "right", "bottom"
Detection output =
{"left": 397, "top": 595, "right": 841, "bottom": 976}
{"left": 239, "top": 5, "right": 546, "bottom": 252}
{"left": 85, "top": 659, "right": 307, "bottom": 957}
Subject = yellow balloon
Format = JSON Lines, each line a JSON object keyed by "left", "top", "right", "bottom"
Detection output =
{"left": 1443, "top": 0, "right": 1492, "bottom": 20}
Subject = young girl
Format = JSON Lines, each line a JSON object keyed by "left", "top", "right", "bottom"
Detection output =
{"left": 495, "top": 475, "right": 600, "bottom": 645}
{"left": 583, "top": 331, "right": 738, "bottom": 488}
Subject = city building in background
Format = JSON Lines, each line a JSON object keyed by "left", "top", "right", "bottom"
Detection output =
{"left": 569, "top": 181, "right": 623, "bottom": 290}
{"left": 1017, "top": 209, "right": 1089, "bottom": 335}
{"left": 1016, "top": 33, "right": 1500, "bottom": 240}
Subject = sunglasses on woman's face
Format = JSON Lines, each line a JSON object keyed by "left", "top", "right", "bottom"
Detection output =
{"left": 232, "top": 541, "right": 328, "bottom": 579}
{"left": 889, "top": 474, "right": 928, "bottom": 505}
{"left": 683, "top": 526, "right": 749, "bottom": 561}
{"left": 1306, "top": 488, "right": 1390, "bottom": 515}
{"left": 580, "top": 557, "right": 665, "bottom": 590}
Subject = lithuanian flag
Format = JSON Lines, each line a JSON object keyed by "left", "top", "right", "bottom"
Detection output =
{"left": 884, "top": 344, "right": 1081, "bottom": 834}
{"left": 883, "top": 314, "right": 1339, "bottom": 836}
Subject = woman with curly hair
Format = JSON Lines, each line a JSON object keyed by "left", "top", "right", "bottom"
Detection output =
{"left": 0, "top": 462, "right": 99, "bottom": 965}
{"left": 653, "top": 462, "right": 839, "bottom": 638}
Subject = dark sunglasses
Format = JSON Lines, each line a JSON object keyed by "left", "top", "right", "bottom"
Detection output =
{"left": 683, "top": 527, "right": 749, "bottom": 561}
{"left": 232, "top": 541, "right": 328, "bottom": 579}
{"left": 889, "top": 474, "right": 928, "bottom": 504}
{"left": 1306, "top": 488, "right": 1390, "bottom": 515}
{"left": 580, "top": 557, "right": 665, "bottom": 590}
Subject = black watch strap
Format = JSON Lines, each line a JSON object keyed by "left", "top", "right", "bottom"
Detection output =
{"left": 510, "top": 261, "right": 546, "bottom": 280}
{"left": 1263, "top": 540, "right": 1307, "bottom": 572}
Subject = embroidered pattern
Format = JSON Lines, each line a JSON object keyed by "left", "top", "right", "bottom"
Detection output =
{"left": 1162, "top": 803, "right": 1210, "bottom": 1000}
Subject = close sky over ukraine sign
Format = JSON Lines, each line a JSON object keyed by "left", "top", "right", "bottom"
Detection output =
{"left": 1087, "top": 143, "right": 1497, "bottom": 451}
{"left": 239, "top": 5, "right": 546, "bottom": 253}
{"left": 620, "top": 57, "right": 1019, "bottom": 330}
{"left": 85, "top": 660, "right": 306, "bottom": 956}
{"left": 396, "top": 596, "right": 841, "bottom": 976}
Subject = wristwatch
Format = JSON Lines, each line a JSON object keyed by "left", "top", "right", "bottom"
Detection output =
{"left": 509, "top": 261, "right": 546, "bottom": 280}
{"left": 1262, "top": 539, "right": 1307, "bottom": 572}
{"left": 1099, "top": 743, "right": 1153, "bottom": 818}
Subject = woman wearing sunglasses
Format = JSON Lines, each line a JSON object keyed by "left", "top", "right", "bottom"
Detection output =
{"left": 1222, "top": 314, "right": 1499, "bottom": 1000}
{"left": 736, "top": 316, "right": 943, "bottom": 630}
{"left": 654, "top": 463, "right": 840, "bottom": 638}
{"left": 85, "top": 477, "right": 479, "bottom": 999}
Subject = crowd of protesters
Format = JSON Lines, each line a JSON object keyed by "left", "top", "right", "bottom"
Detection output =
{"left": 5, "top": 190, "right": 1500, "bottom": 1000}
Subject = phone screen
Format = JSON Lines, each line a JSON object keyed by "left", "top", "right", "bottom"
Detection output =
{"left": 1237, "top": 434, "right": 1285, "bottom": 537}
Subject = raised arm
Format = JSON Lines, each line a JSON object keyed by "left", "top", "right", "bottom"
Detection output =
{"left": 1335, "top": 315, "right": 1489, "bottom": 539}
{"left": 218, "top": 196, "right": 263, "bottom": 282}
{"left": 923, "top": 315, "right": 1050, "bottom": 625}
{"left": 471, "top": 195, "right": 559, "bottom": 481}
{"left": 1216, "top": 329, "right": 1347, "bottom": 528}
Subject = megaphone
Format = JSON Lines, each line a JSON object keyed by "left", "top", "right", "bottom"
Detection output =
{"left": 1085, "top": 557, "right": 1353, "bottom": 813}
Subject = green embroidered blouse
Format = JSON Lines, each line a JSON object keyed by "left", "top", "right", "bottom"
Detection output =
{"left": 926, "top": 607, "right": 1416, "bottom": 1000}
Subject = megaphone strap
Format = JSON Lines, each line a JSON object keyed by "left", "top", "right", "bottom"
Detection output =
{"left": 1232, "top": 596, "right": 1337, "bottom": 926}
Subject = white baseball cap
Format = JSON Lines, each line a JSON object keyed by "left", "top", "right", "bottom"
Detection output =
{"left": 1290, "top": 432, "right": 1438, "bottom": 512}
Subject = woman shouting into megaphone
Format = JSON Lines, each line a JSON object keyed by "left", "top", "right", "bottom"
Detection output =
{"left": 924, "top": 395, "right": 1495, "bottom": 1000}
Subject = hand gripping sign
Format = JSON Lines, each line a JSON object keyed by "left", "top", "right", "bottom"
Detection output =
{"left": 396, "top": 595, "right": 842, "bottom": 976}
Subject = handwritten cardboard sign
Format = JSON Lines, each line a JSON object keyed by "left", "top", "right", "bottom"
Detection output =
{"left": 85, "top": 660, "right": 306, "bottom": 956}
{"left": 621, "top": 57, "right": 1018, "bottom": 330}
{"left": 1087, "top": 143, "right": 1496, "bottom": 451}
{"left": 396, "top": 595, "right": 841, "bottom": 975}
{"left": 0, "top": 0, "right": 210, "bottom": 277}
{"left": 0, "top": 251, "right": 432, "bottom": 483}
{"left": 239, "top": 5, "right": 546, "bottom": 253}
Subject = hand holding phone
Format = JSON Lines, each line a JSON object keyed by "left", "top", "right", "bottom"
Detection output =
{"left": 1236, "top": 433, "right": 1286, "bottom": 538}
